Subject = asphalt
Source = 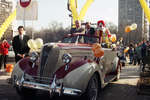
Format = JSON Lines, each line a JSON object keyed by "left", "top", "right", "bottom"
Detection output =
{"left": 0, "top": 64, "right": 150, "bottom": 100}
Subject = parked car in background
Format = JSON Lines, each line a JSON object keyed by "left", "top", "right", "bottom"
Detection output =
{"left": 11, "top": 33, "right": 121, "bottom": 100}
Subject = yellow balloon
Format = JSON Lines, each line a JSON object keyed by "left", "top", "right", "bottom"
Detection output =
{"left": 27, "top": 39, "right": 37, "bottom": 50}
{"left": 35, "top": 38, "right": 43, "bottom": 49}
{"left": 139, "top": 0, "right": 150, "bottom": 23}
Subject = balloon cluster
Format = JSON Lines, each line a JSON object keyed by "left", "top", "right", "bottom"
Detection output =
{"left": 125, "top": 23, "right": 137, "bottom": 33}
{"left": 92, "top": 43, "right": 104, "bottom": 58}
{"left": 27, "top": 38, "right": 44, "bottom": 51}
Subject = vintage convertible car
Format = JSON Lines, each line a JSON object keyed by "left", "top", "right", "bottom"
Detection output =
{"left": 11, "top": 33, "right": 121, "bottom": 100}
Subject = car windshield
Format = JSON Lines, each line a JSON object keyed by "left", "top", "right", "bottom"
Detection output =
{"left": 62, "top": 35, "right": 99, "bottom": 44}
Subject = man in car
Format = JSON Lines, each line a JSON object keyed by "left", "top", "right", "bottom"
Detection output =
{"left": 12, "top": 26, "right": 30, "bottom": 63}
{"left": 85, "top": 22, "right": 95, "bottom": 35}
{"left": 84, "top": 22, "right": 95, "bottom": 43}
{"left": 70, "top": 20, "right": 84, "bottom": 34}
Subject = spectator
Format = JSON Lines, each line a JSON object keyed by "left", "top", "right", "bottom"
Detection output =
{"left": 141, "top": 39, "right": 147, "bottom": 71}
{"left": 135, "top": 43, "right": 142, "bottom": 65}
{"left": 133, "top": 44, "right": 138, "bottom": 65}
{"left": 119, "top": 37, "right": 124, "bottom": 47}
{"left": 70, "top": 20, "right": 84, "bottom": 34}
{"left": 128, "top": 43, "right": 134, "bottom": 64}
{"left": 12, "top": 26, "right": 30, "bottom": 63}
{"left": 146, "top": 41, "right": 150, "bottom": 56}
{"left": 0, "top": 39, "right": 10, "bottom": 71}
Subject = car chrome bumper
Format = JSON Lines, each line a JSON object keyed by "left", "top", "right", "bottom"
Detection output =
{"left": 14, "top": 74, "right": 82, "bottom": 96}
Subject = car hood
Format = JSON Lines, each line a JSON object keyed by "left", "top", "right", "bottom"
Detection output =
{"left": 37, "top": 43, "right": 93, "bottom": 78}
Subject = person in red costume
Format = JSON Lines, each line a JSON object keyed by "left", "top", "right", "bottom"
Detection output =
{"left": 96, "top": 20, "right": 111, "bottom": 43}
{"left": 0, "top": 39, "right": 10, "bottom": 71}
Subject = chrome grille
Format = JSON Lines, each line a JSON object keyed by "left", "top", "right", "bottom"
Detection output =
{"left": 39, "top": 45, "right": 52, "bottom": 77}
{"left": 41, "top": 47, "right": 60, "bottom": 78}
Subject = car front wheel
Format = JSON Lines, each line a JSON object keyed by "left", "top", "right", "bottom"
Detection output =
{"left": 85, "top": 74, "right": 100, "bottom": 100}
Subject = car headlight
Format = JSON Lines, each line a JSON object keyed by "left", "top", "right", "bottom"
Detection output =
{"left": 30, "top": 52, "right": 38, "bottom": 62}
{"left": 62, "top": 54, "right": 72, "bottom": 64}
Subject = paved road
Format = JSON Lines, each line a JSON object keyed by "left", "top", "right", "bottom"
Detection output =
{"left": 0, "top": 65, "right": 150, "bottom": 100}
{"left": 101, "top": 65, "right": 150, "bottom": 100}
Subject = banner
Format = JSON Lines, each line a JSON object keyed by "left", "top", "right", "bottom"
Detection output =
{"left": 139, "top": 0, "right": 150, "bottom": 23}
{"left": 0, "top": 9, "right": 16, "bottom": 39}
{"left": 16, "top": 0, "right": 38, "bottom": 20}
{"left": 79, "top": 0, "right": 94, "bottom": 20}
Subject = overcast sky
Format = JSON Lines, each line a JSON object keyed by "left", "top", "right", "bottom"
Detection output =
{"left": 15, "top": 0, "right": 118, "bottom": 30}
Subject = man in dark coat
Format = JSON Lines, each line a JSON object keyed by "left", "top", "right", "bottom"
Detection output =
{"left": 84, "top": 22, "right": 95, "bottom": 43}
{"left": 85, "top": 22, "right": 95, "bottom": 35}
{"left": 12, "top": 26, "right": 30, "bottom": 63}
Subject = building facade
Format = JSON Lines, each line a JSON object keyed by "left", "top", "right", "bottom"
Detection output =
{"left": 0, "top": 0, "right": 15, "bottom": 40}
{"left": 118, "top": 0, "right": 149, "bottom": 44}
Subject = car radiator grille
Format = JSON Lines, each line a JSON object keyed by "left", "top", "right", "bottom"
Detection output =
{"left": 38, "top": 45, "right": 60, "bottom": 78}
{"left": 38, "top": 45, "right": 52, "bottom": 77}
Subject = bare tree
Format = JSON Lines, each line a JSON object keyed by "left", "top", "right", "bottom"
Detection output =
{"left": 106, "top": 22, "right": 118, "bottom": 34}
{"left": 25, "top": 22, "right": 70, "bottom": 43}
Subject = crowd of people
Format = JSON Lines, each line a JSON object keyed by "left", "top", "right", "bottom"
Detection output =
{"left": 118, "top": 39, "right": 150, "bottom": 71}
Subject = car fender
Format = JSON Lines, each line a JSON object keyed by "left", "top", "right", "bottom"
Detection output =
{"left": 62, "top": 62, "right": 103, "bottom": 92}
{"left": 11, "top": 62, "right": 24, "bottom": 84}
{"left": 112, "top": 56, "right": 120, "bottom": 73}
{"left": 11, "top": 58, "right": 38, "bottom": 84}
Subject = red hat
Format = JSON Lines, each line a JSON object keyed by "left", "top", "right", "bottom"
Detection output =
{"left": 97, "top": 20, "right": 105, "bottom": 27}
